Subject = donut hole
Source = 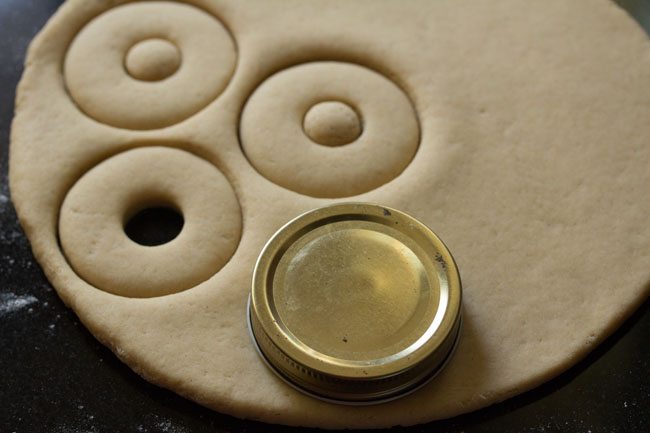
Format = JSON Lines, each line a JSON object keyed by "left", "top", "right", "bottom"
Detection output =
{"left": 59, "top": 147, "right": 242, "bottom": 297}
{"left": 124, "top": 38, "right": 182, "bottom": 82}
{"left": 124, "top": 206, "right": 184, "bottom": 246}
{"left": 303, "top": 101, "right": 363, "bottom": 147}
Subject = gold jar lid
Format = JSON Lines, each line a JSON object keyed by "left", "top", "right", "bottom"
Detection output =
{"left": 248, "top": 203, "right": 462, "bottom": 404}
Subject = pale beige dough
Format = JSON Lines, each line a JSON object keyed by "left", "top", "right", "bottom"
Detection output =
{"left": 9, "top": 0, "right": 650, "bottom": 429}
{"left": 240, "top": 61, "right": 420, "bottom": 198}
{"left": 64, "top": 1, "right": 236, "bottom": 129}
{"left": 59, "top": 147, "right": 241, "bottom": 298}
{"left": 303, "top": 101, "right": 362, "bottom": 147}
{"left": 125, "top": 38, "right": 182, "bottom": 82}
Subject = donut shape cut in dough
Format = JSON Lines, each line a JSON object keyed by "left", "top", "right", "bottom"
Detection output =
{"left": 64, "top": 1, "right": 236, "bottom": 130}
{"left": 58, "top": 147, "right": 242, "bottom": 298}
{"left": 9, "top": 0, "right": 650, "bottom": 429}
{"left": 240, "top": 62, "right": 420, "bottom": 198}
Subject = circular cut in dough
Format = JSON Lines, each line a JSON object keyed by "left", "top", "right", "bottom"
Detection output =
{"left": 9, "top": 0, "right": 650, "bottom": 429}
{"left": 59, "top": 147, "right": 242, "bottom": 298}
{"left": 125, "top": 38, "right": 182, "bottom": 82}
{"left": 303, "top": 101, "right": 363, "bottom": 146}
{"left": 64, "top": 1, "right": 236, "bottom": 130}
{"left": 240, "top": 62, "right": 420, "bottom": 198}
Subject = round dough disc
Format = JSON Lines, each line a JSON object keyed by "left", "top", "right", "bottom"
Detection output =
{"left": 9, "top": 0, "right": 650, "bottom": 428}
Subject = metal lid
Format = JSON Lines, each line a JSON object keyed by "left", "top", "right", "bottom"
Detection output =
{"left": 248, "top": 203, "right": 462, "bottom": 404}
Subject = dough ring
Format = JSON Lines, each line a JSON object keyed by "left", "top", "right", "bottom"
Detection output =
{"left": 64, "top": 1, "right": 236, "bottom": 130}
{"left": 59, "top": 147, "right": 242, "bottom": 298}
{"left": 240, "top": 62, "right": 420, "bottom": 198}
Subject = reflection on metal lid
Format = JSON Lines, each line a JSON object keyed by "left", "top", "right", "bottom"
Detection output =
{"left": 248, "top": 203, "right": 462, "bottom": 404}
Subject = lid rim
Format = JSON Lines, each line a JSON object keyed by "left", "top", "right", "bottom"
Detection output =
{"left": 248, "top": 294, "right": 463, "bottom": 404}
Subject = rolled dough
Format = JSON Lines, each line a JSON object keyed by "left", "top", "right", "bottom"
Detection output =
{"left": 9, "top": 0, "right": 650, "bottom": 428}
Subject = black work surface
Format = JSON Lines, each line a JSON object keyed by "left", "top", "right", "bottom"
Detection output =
{"left": 1, "top": 1, "right": 649, "bottom": 432}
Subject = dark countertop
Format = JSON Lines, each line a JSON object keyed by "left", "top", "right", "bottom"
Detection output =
{"left": 1, "top": 1, "right": 648, "bottom": 432}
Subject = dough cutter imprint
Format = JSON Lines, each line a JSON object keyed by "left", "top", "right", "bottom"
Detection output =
{"left": 58, "top": 147, "right": 242, "bottom": 298}
{"left": 64, "top": 1, "right": 237, "bottom": 130}
{"left": 239, "top": 61, "right": 421, "bottom": 198}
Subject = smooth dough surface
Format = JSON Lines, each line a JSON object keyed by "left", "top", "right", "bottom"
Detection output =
{"left": 240, "top": 62, "right": 420, "bottom": 198}
{"left": 64, "top": 1, "right": 236, "bottom": 129}
{"left": 59, "top": 147, "right": 242, "bottom": 298}
{"left": 9, "top": 0, "right": 650, "bottom": 429}
{"left": 125, "top": 38, "right": 182, "bottom": 82}
{"left": 303, "top": 101, "right": 362, "bottom": 147}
